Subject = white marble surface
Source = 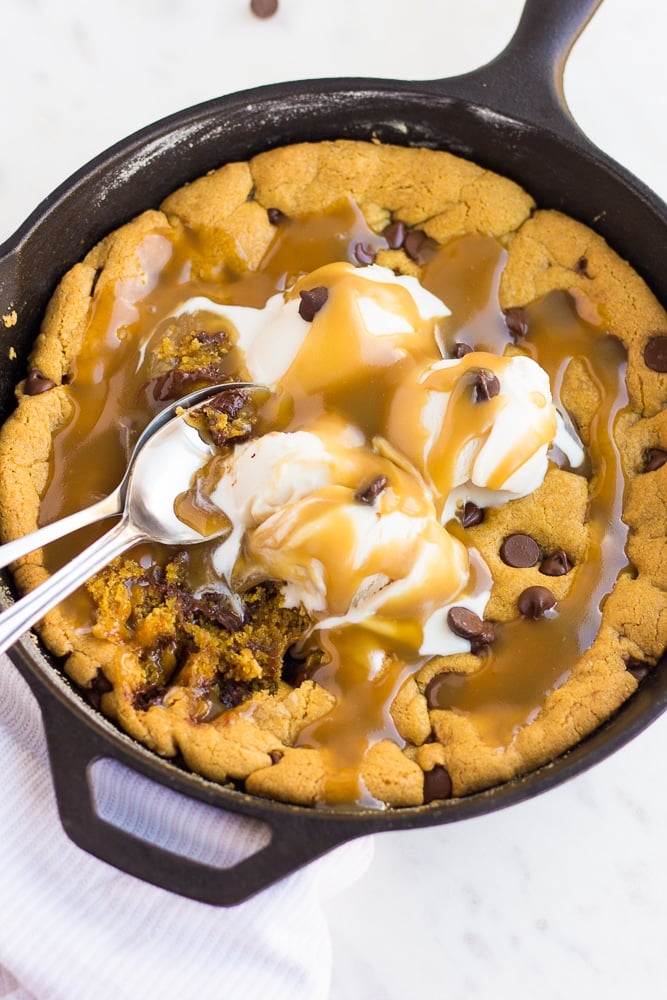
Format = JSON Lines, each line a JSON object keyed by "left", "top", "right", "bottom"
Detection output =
{"left": 1, "top": 1, "right": 666, "bottom": 998}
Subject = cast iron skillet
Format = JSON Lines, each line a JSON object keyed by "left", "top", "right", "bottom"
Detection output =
{"left": 1, "top": 0, "right": 666, "bottom": 906}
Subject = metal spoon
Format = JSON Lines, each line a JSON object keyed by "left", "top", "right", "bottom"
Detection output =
{"left": 0, "top": 382, "right": 264, "bottom": 655}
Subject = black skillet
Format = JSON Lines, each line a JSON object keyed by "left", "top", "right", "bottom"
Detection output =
{"left": 1, "top": 0, "right": 666, "bottom": 906}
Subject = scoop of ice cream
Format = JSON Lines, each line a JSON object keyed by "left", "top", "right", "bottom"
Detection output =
{"left": 208, "top": 418, "right": 476, "bottom": 654}
{"left": 386, "top": 350, "right": 584, "bottom": 520}
{"left": 173, "top": 261, "right": 449, "bottom": 396}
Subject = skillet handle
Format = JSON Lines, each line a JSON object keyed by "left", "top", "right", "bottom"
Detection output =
{"left": 431, "top": 0, "right": 603, "bottom": 142}
{"left": 32, "top": 678, "right": 361, "bottom": 906}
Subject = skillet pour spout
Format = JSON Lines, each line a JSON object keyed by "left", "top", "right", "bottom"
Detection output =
{"left": 1, "top": 0, "right": 666, "bottom": 905}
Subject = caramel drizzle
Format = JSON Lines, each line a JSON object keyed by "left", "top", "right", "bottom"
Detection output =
{"left": 426, "top": 293, "right": 629, "bottom": 746}
{"left": 37, "top": 207, "right": 629, "bottom": 799}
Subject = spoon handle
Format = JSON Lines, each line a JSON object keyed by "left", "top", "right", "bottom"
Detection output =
{"left": 0, "top": 488, "right": 123, "bottom": 570}
{"left": 0, "top": 517, "right": 144, "bottom": 656}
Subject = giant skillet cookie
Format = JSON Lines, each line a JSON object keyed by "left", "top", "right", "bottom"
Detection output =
{"left": 1, "top": 139, "right": 667, "bottom": 808}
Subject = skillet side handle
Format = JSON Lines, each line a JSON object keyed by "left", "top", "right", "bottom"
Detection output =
{"left": 33, "top": 682, "right": 360, "bottom": 907}
{"left": 432, "top": 0, "right": 603, "bottom": 142}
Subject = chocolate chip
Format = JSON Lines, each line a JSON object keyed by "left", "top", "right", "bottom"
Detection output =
{"left": 575, "top": 256, "right": 591, "bottom": 277}
{"left": 625, "top": 658, "right": 651, "bottom": 683}
{"left": 383, "top": 220, "right": 406, "bottom": 249}
{"left": 269, "top": 749, "right": 284, "bottom": 765}
{"left": 24, "top": 369, "right": 55, "bottom": 395}
{"left": 424, "top": 673, "right": 443, "bottom": 709}
{"left": 643, "top": 335, "right": 667, "bottom": 372}
{"left": 423, "top": 765, "right": 453, "bottom": 803}
{"left": 86, "top": 670, "right": 113, "bottom": 711}
{"left": 267, "top": 207, "right": 285, "bottom": 225}
{"left": 460, "top": 501, "right": 484, "bottom": 528}
{"left": 539, "top": 549, "right": 572, "bottom": 576}
{"left": 447, "top": 607, "right": 495, "bottom": 647}
{"left": 355, "top": 475, "right": 389, "bottom": 504}
{"left": 250, "top": 0, "right": 278, "bottom": 17}
{"left": 517, "top": 586, "right": 556, "bottom": 619}
{"left": 354, "top": 242, "right": 376, "bottom": 266}
{"left": 90, "top": 267, "right": 102, "bottom": 296}
{"left": 644, "top": 447, "right": 667, "bottom": 472}
{"left": 452, "top": 342, "right": 473, "bottom": 359}
{"left": 472, "top": 369, "right": 500, "bottom": 401}
{"left": 503, "top": 307, "right": 529, "bottom": 339}
{"left": 403, "top": 229, "right": 435, "bottom": 264}
{"left": 298, "top": 286, "right": 329, "bottom": 321}
{"left": 469, "top": 632, "right": 496, "bottom": 655}
{"left": 500, "top": 533, "right": 540, "bottom": 568}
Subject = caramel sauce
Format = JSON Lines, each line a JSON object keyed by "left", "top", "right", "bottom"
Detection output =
{"left": 298, "top": 626, "right": 422, "bottom": 806}
{"left": 174, "top": 455, "right": 233, "bottom": 539}
{"left": 37, "top": 204, "right": 630, "bottom": 800}
{"left": 422, "top": 234, "right": 512, "bottom": 355}
{"left": 426, "top": 293, "right": 629, "bottom": 745}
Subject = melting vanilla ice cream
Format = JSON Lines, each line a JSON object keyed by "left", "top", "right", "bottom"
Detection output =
{"left": 170, "top": 260, "right": 583, "bottom": 657}
{"left": 207, "top": 417, "right": 475, "bottom": 654}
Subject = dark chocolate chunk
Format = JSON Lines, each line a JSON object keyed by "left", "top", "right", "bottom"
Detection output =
{"left": 149, "top": 365, "right": 221, "bottom": 402}
{"left": 447, "top": 607, "right": 495, "bottom": 647}
{"left": 500, "top": 533, "right": 540, "bottom": 568}
{"left": 424, "top": 673, "right": 443, "bottom": 709}
{"left": 503, "top": 307, "right": 529, "bottom": 339}
{"left": 517, "top": 586, "right": 556, "bottom": 619}
{"left": 133, "top": 685, "right": 167, "bottom": 711}
{"left": 403, "top": 229, "right": 435, "bottom": 264}
{"left": 472, "top": 369, "right": 500, "bottom": 401}
{"left": 625, "top": 658, "right": 651, "bottom": 683}
{"left": 355, "top": 475, "right": 389, "bottom": 505}
{"left": 539, "top": 549, "right": 572, "bottom": 576}
{"left": 267, "top": 207, "right": 285, "bottom": 225}
{"left": 383, "top": 220, "right": 406, "bottom": 249}
{"left": 205, "top": 387, "right": 251, "bottom": 420}
{"left": 643, "top": 335, "right": 667, "bottom": 373}
{"left": 354, "top": 242, "right": 376, "bottom": 266}
{"left": 216, "top": 677, "right": 252, "bottom": 709}
{"left": 24, "top": 369, "right": 56, "bottom": 395}
{"left": 282, "top": 645, "right": 311, "bottom": 688}
{"left": 195, "top": 590, "right": 244, "bottom": 631}
{"left": 423, "top": 765, "right": 453, "bottom": 803}
{"left": 403, "top": 229, "right": 426, "bottom": 260}
{"left": 86, "top": 669, "right": 113, "bottom": 711}
{"left": 197, "top": 388, "right": 255, "bottom": 447}
{"left": 460, "top": 501, "right": 484, "bottom": 528}
{"left": 575, "top": 256, "right": 591, "bottom": 277}
{"left": 644, "top": 447, "right": 667, "bottom": 472}
{"left": 452, "top": 342, "right": 473, "bottom": 359}
{"left": 298, "top": 286, "right": 329, "bottom": 321}
{"left": 146, "top": 350, "right": 227, "bottom": 402}
{"left": 250, "top": 0, "right": 278, "bottom": 17}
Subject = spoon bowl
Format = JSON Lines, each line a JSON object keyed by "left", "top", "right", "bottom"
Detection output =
{"left": 0, "top": 381, "right": 266, "bottom": 655}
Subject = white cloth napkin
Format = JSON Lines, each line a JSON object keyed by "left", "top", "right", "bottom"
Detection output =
{"left": 0, "top": 656, "right": 374, "bottom": 1000}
